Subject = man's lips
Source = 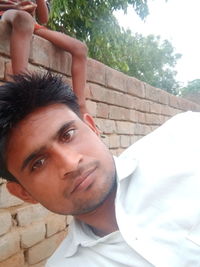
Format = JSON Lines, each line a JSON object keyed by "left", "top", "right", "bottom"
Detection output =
{"left": 70, "top": 165, "right": 97, "bottom": 194}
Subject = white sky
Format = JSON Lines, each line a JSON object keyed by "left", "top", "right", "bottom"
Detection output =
{"left": 115, "top": 0, "right": 200, "bottom": 85}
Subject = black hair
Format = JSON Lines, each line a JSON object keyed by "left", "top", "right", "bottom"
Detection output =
{"left": 0, "top": 72, "right": 80, "bottom": 182}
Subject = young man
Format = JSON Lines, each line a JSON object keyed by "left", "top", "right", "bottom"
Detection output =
{"left": 0, "top": 0, "right": 88, "bottom": 114}
{"left": 0, "top": 72, "right": 200, "bottom": 266}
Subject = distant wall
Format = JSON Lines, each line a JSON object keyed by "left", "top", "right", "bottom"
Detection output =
{"left": 1, "top": 21, "right": 200, "bottom": 267}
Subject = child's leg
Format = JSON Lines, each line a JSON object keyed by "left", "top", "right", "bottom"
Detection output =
{"left": 35, "top": 29, "right": 88, "bottom": 114}
{"left": 2, "top": 10, "right": 35, "bottom": 74}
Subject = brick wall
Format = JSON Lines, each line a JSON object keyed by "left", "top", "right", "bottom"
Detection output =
{"left": 1, "top": 21, "right": 200, "bottom": 266}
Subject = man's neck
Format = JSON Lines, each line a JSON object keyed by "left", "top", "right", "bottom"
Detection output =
{"left": 75, "top": 189, "right": 118, "bottom": 237}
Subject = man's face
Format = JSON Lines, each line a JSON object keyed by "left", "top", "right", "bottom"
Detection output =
{"left": 6, "top": 104, "right": 116, "bottom": 215}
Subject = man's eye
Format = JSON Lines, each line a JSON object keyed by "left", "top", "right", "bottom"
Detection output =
{"left": 61, "top": 129, "right": 75, "bottom": 142}
{"left": 31, "top": 158, "right": 45, "bottom": 171}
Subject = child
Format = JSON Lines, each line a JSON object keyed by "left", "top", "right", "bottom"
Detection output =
{"left": 0, "top": 0, "right": 88, "bottom": 114}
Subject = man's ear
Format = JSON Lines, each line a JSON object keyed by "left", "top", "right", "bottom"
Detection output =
{"left": 83, "top": 113, "right": 100, "bottom": 136}
{"left": 6, "top": 182, "right": 38, "bottom": 204}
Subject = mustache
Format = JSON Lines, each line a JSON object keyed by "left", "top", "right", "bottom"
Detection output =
{"left": 65, "top": 160, "right": 99, "bottom": 180}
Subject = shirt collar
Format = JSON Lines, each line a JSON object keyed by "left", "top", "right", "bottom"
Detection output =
{"left": 64, "top": 219, "right": 118, "bottom": 257}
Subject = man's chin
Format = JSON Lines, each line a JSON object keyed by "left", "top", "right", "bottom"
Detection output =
{"left": 71, "top": 178, "right": 117, "bottom": 217}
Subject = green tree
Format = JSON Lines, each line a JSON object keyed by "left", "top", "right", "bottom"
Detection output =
{"left": 180, "top": 79, "right": 200, "bottom": 96}
{"left": 49, "top": 0, "right": 149, "bottom": 40}
{"left": 48, "top": 0, "right": 180, "bottom": 94}
{"left": 120, "top": 32, "right": 181, "bottom": 94}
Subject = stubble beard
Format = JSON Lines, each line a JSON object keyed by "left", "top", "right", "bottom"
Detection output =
{"left": 68, "top": 168, "right": 117, "bottom": 216}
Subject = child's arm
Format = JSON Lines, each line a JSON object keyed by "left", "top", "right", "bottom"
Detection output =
{"left": 35, "top": 0, "right": 48, "bottom": 25}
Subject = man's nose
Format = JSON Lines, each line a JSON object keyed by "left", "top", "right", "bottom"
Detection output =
{"left": 53, "top": 144, "right": 83, "bottom": 178}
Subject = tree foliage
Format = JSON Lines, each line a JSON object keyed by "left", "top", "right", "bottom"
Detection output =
{"left": 49, "top": 0, "right": 148, "bottom": 38}
{"left": 120, "top": 32, "right": 181, "bottom": 94}
{"left": 180, "top": 79, "right": 200, "bottom": 96}
{"left": 48, "top": 0, "right": 180, "bottom": 94}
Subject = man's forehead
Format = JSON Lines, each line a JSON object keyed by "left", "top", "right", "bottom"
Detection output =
{"left": 7, "top": 104, "right": 79, "bottom": 148}
{"left": 14, "top": 104, "right": 77, "bottom": 128}
{"left": 24, "top": 104, "right": 75, "bottom": 121}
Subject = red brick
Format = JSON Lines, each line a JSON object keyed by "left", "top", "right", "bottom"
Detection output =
{"left": 145, "top": 83, "right": 159, "bottom": 102}
{"left": 86, "top": 100, "right": 97, "bottom": 117}
{"left": 116, "top": 121, "right": 134, "bottom": 135}
{"left": 149, "top": 102, "right": 162, "bottom": 114}
{"left": 120, "top": 135, "right": 131, "bottom": 148}
{"left": 131, "top": 135, "right": 143, "bottom": 144}
{"left": 134, "top": 98, "right": 150, "bottom": 112}
{"left": 87, "top": 58, "right": 106, "bottom": 85}
{"left": 46, "top": 214, "right": 67, "bottom": 237}
{"left": 0, "top": 183, "right": 24, "bottom": 208}
{"left": 30, "top": 35, "right": 71, "bottom": 75}
{"left": 151, "top": 125, "right": 160, "bottom": 132}
{"left": 89, "top": 83, "right": 108, "bottom": 102}
{"left": 0, "top": 211, "right": 12, "bottom": 236}
{"left": 20, "top": 222, "right": 46, "bottom": 248}
{"left": 95, "top": 118, "right": 116, "bottom": 134}
{"left": 109, "top": 135, "right": 120, "bottom": 148}
{"left": 136, "top": 111, "right": 146, "bottom": 124}
{"left": 30, "top": 36, "right": 51, "bottom": 67}
{"left": 145, "top": 113, "right": 161, "bottom": 125}
{"left": 0, "top": 231, "right": 20, "bottom": 261}
{"left": 159, "top": 115, "right": 170, "bottom": 125}
{"left": 134, "top": 123, "right": 152, "bottom": 135}
{"left": 169, "top": 95, "right": 183, "bottom": 109}
{"left": 129, "top": 110, "right": 138, "bottom": 122}
{"left": 157, "top": 90, "right": 170, "bottom": 105}
{"left": 115, "top": 94, "right": 135, "bottom": 109}
{"left": 109, "top": 106, "right": 130, "bottom": 121}
{"left": 49, "top": 47, "right": 71, "bottom": 75}
{"left": 127, "top": 77, "right": 145, "bottom": 98}
{"left": 97, "top": 103, "right": 109, "bottom": 118}
{"left": 26, "top": 231, "right": 66, "bottom": 265}
{"left": 145, "top": 83, "right": 169, "bottom": 104}
{"left": 105, "top": 67, "right": 127, "bottom": 92}
{"left": 16, "top": 204, "right": 49, "bottom": 226}
{"left": 161, "top": 105, "right": 174, "bottom": 116}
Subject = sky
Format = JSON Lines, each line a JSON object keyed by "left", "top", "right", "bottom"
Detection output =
{"left": 115, "top": 0, "right": 200, "bottom": 86}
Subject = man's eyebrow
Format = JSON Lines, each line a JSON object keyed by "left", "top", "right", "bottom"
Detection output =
{"left": 20, "top": 120, "right": 76, "bottom": 172}
{"left": 57, "top": 120, "right": 76, "bottom": 138}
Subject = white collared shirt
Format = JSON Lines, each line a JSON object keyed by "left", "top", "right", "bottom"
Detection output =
{"left": 47, "top": 111, "right": 200, "bottom": 266}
